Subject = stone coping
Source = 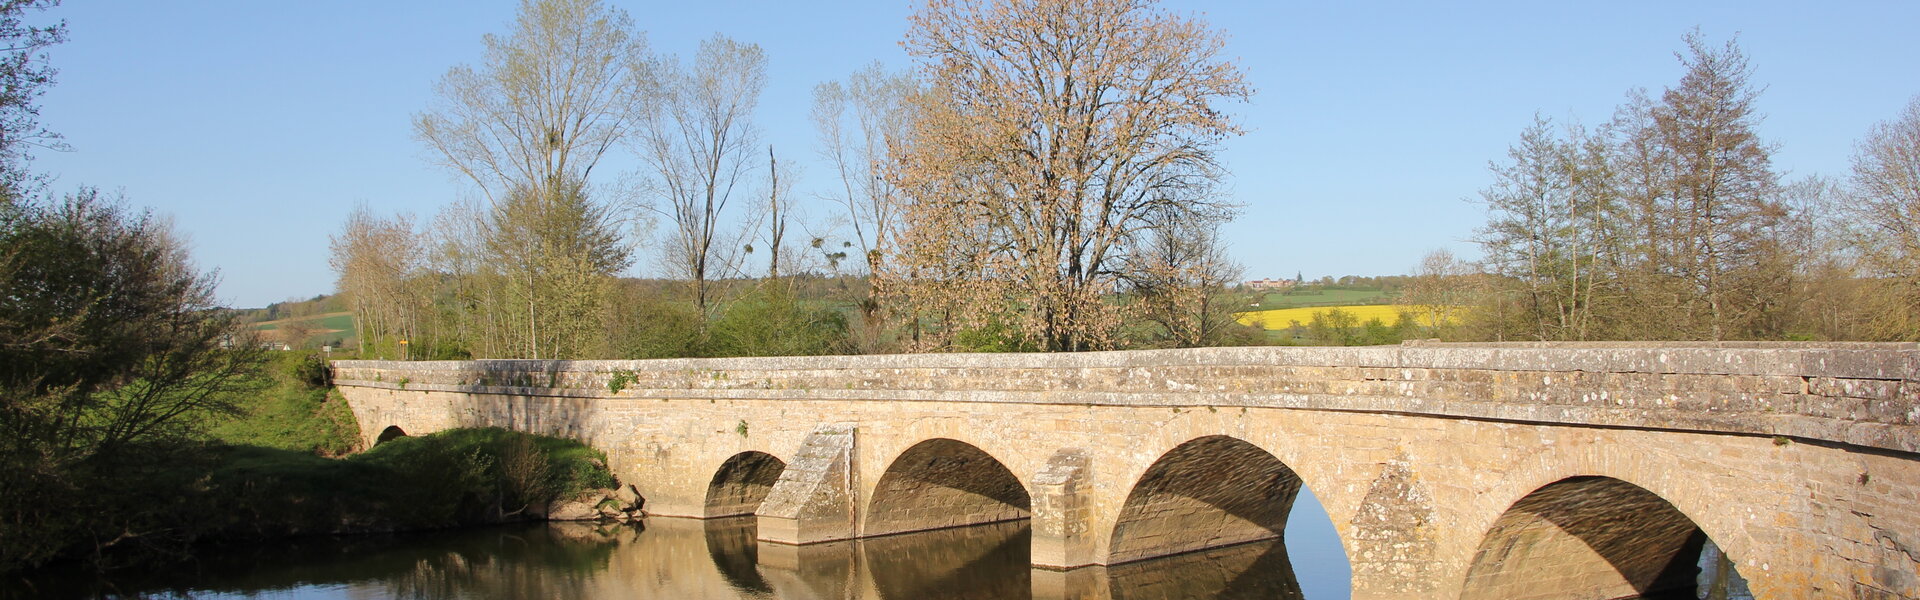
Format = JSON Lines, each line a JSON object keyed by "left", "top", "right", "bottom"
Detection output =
{"left": 334, "top": 343, "right": 1920, "bottom": 380}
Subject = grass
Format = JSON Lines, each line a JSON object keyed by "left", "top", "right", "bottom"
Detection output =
{"left": 1251, "top": 288, "right": 1393, "bottom": 309}
{"left": 253, "top": 312, "right": 355, "bottom": 333}
{"left": 206, "top": 353, "right": 361, "bottom": 456}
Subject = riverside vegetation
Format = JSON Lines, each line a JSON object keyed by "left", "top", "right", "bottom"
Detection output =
{"left": 1, "top": 348, "right": 627, "bottom": 576}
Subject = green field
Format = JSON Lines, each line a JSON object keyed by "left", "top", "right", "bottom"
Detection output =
{"left": 1252, "top": 287, "right": 1393, "bottom": 309}
{"left": 254, "top": 312, "right": 355, "bottom": 334}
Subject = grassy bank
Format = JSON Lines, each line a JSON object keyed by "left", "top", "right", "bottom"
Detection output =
{"left": 5, "top": 428, "right": 620, "bottom": 575}
{"left": 3, "top": 353, "right": 621, "bottom": 575}
{"left": 206, "top": 352, "right": 361, "bottom": 456}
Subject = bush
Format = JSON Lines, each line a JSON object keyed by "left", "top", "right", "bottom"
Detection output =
{"left": 286, "top": 351, "right": 331, "bottom": 388}
{"left": 705, "top": 284, "right": 850, "bottom": 357}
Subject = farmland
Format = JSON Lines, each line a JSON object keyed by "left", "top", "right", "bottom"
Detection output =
{"left": 253, "top": 311, "right": 354, "bottom": 333}
{"left": 1251, "top": 287, "right": 1393, "bottom": 309}
{"left": 1237, "top": 304, "right": 1447, "bottom": 329}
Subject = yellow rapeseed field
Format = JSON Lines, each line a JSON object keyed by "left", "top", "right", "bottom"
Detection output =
{"left": 1235, "top": 304, "right": 1461, "bottom": 329}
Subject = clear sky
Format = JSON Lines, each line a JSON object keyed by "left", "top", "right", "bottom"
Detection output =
{"left": 28, "top": 1, "right": 1920, "bottom": 308}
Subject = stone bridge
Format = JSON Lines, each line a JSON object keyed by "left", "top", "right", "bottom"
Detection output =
{"left": 331, "top": 343, "right": 1920, "bottom": 600}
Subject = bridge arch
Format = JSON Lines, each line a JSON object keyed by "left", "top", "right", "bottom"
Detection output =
{"left": 375, "top": 425, "right": 407, "bottom": 445}
{"left": 1459, "top": 475, "right": 1745, "bottom": 600}
{"left": 1107, "top": 434, "right": 1311, "bottom": 564}
{"left": 863, "top": 437, "right": 1031, "bottom": 537}
{"left": 705, "top": 451, "right": 787, "bottom": 518}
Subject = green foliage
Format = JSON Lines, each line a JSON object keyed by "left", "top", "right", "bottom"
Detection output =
{"left": 206, "top": 353, "right": 360, "bottom": 456}
{"left": 1, "top": 190, "right": 267, "bottom": 573}
{"left": 951, "top": 317, "right": 1038, "bottom": 353}
{"left": 704, "top": 284, "right": 850, "bottom": 357}
{"left": 1, "top": 191, "right": 263, "bottom": 461}
{"left": 605, "top": 283, "right": 707, "bottom": 359}
{"left": 1, "top": 428, "right": 617, "bottom": 574}
{"left": 1294, "top": 309, "right": 1422, "bottom": 346}
{"left": 287, "top": 351, "right": 331, "bottom": 388}
{"left": 606, "top": 370, "right": 635, "bottom": 394}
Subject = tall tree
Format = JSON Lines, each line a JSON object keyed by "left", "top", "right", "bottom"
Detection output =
{"left": 759, "top": 145, "right": 794, "bottom": 279}
{"left": 1612, "top": 31, "right": 1787, "bottom": 340}
{"left": 484, "top": 179, "right": 629, "bottom": 358}
{"left": 1843, "top": 96, "right": 1920, "bottom": 339}
{"left": 813, "top": 64, "right": 917, "bottom": 346}
{"left": 413, "top": 0, "right": 646, "bottom": 358}
{"left": 813, "top": 63, "right": 916, "bottom": 272}
{"left": 890, "top": 0, "right": 1251, "bottom": 352}
{"left": 1474, "top": 116, "right": 1617, "bottom": 340}
{"left": 413, "top": 0, "right": 649, "bottom": 204}
{"left": 635, "top": 34, "right": 767, "bottom": 315}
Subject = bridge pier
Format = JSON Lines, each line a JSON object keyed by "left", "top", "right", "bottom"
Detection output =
{"left": 1031, "top": 449, "right": 1095, "bottom": 569}
{"left": 755, "top": 423, "right": 858, "bottom": 545}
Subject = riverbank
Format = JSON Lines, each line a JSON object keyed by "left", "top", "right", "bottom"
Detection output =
{"left": 2, "top": 352, "right": 635, "bottom": 577}
{"left": 3, "top": 426, "right": 634, "bottom": 578}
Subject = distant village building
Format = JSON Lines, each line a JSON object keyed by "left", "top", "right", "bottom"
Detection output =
{"left": 1244, "top": 278, "right": 1297, "bottom": 290}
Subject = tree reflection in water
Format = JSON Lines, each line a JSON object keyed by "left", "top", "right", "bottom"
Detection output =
{"left": 17, "top": 519, "right": 1317, "bottom": 599}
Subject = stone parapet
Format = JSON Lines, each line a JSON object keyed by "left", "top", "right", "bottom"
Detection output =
{"left": 334, "top": 343, "right": 1920, "bottom": 453}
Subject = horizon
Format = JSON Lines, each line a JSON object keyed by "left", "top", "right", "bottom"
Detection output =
{"left": 28, "top": 0, "right": 1920, "bottom": 308}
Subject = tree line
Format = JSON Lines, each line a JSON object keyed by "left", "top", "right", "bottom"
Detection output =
{"left": 1402, "top": 31, "right": 1920, "bottom": 343}
{"left": 334, "top": 0, "right": 1258, "bottom": 360}
{"left": 337, "top": 1, "right": 1918, "bottom": 359}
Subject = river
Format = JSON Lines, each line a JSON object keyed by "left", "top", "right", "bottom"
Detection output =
{"left": 12, "top": 490, "right": 1355, "bottom": 599}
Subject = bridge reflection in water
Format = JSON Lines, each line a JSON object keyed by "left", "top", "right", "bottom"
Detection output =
{"left": 19, "top": 509, "right": 1749, "bottom": 599}
{"left": 14, "top": 518, "right": 1319, "bottom": 599}
{"left": 673, "top": 516, "right": 1310, "bottom": 600}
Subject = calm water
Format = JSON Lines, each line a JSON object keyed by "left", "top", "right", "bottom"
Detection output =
{"left": 12, "top": 490, "right": 1355, "bottom": 600}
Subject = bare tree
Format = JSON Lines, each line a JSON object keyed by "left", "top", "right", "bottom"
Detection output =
{"left": 1611, "top": 31, "right": 1787, "bottom": 340}
{"left": 413, "top": 0, "right": 649, "bottom": 204}
{"left": 813, "top": 63, "right": 917, "bottom": 274}
{"left": 888, "top": 0, "right": 1251, "bottom": 352}
{"left": 1843, "top": 96, "right": 1920, "bottom": 339}
{"left": 1402, "top": 249, "right": 1478, "bottom": 340}
{"left": 1125, "top": 208, "right": 1245, "bottom": 348}
{"left": 277, "top": 318, "right": 317, "bottom": 350}
{"left": 813, "top": 64, "right": 918, "bottom": 348}
{"left": 754, "top": 145, "right": 799, "bottom": 278}
{"left": 1474, "top": 116, "right": 1617, "bottom": 340}
{"left": 328, "top": 206, "right": 423, "bottom": 358}
{"left": 635, "top": 34, "right": 767, "bottom": 314}
{"left": 0, "top": 0, "right": 65, "bottom": 200}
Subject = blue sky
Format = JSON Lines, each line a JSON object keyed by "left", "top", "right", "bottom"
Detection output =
{"left": 29, "top": 1, "right": 1920, "bottom": 308}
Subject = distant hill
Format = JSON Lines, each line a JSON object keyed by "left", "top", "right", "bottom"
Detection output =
{"left": 235, "top": 294, "right": 354, "bottom": 349}
{"left": 233, "top": 294, "right": 346, "bottom": 325}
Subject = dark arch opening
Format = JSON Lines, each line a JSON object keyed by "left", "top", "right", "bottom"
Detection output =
{"left": 705, "top": 451, "right": 787, "bottom": 518}
{"left": 1108, "top": 435, "right": 1303, "bottom": 565}
{"left": 375, "top": 425, "right": 407, "bottom": 445}
{"left": 864, "top": 438, "right": 1030, "bottom": 537}
{"left": 1460, "top": 476, "right": 1750, "bottom": 600}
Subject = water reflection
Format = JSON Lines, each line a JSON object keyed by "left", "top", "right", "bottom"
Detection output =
{"left": 13, "top": 518, "right": 1323, "bottom": 599}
